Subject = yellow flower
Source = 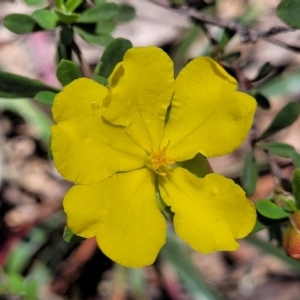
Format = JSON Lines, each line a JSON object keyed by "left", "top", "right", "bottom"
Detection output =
{"left": 51, "top": 46, "right": 256, "bottom": 268}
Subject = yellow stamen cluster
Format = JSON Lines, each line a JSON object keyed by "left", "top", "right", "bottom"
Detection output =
{"left": 147, "top": 146, "right": 175, "bottom": 176}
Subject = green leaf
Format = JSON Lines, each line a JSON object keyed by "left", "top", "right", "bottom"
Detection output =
{"left": 257, "top": 102, "right": 300, "bottom": 140}
{"left": 177, "top": 153, "right": 212, "bottom": 178}
{"left": 257, "top": 142, "right": 300, "bottom": 168}
{"left": 241, "top": 148, "right": 257, "bottom": 196}
{"left": 74, "top": 27, "right": 113, "bottom": 46}
{"left": 56, "top": 60, "right": 81, "bottom": 86}
{"left": 63, "top": 225, "right": 85, "bottom": 243}
{"left": 116, "top": 4, "right": 136, "bottom": 22}
{"left": 276, "top": 0, "right": 300, "bottom": 29}
{"left": 54, "top": 9, "right": 80, "bottom": 23}
{"left": 65, "top": 0, "right": 84, "bottom": 12}
{"left": 3, "top": 14, "right": 40, "bottom": 34}
{"left": 77, "top": 3, "right": 120, "bottom": 23}
{"left": 24, "top": 0, "right": 46, "bottom": 6}
{"left": 252, "top": 62, "right": 273, "bottom": 82}
{"left": 92, "top": 75, "right": 108, "bottom": 86}
{"left": 31, "top": 9, "right": 59, "bottom": 30}
{"left": 292, "top": 169, "right": 300, "bottom": 209}
{"left": 0, "top": 71, "right": 59, "bottom": 98}
{"left": 55, "top": 0, "right": 66, "bottom": 10}
{"left": 220, "top": 52, "right": 241, "bottom": 63}
{"left": 34, "top": 91, "right": 57, "bottom": 105}
{"left": 218, "top": 28, "right": 236, "bottom": 50}
{"left": 95, "top": 20, "right": 116, "bottom": 35}
{"left": 256, "top": 199, "right": 291, "bottom": 219}
{"left": 8, "top": 273, "right": 25, "bottom": 294}
{"left": 254, "top": 93, "right": 270, "bottom": 110}
{"left": 95, "top": 38, "right": 132, "bottom": 78}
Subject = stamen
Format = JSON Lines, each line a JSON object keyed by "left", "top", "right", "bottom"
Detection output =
{"left": 146, "top": 145, "right": 175, "bottom": 176}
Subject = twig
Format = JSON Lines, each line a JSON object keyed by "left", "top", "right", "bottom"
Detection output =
{"left": 188, "top": 9, "right": 300, "bottom": 52}
{"left": 71, "top": 41, "right": 93, "bottom": 78}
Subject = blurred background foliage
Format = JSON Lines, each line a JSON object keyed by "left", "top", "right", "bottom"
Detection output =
{"left": 2, "top": 0, "right": 300, "bottom": 299}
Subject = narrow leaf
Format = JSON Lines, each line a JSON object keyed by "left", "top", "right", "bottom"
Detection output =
{"left": 276, "top": 0, "right": 300, "bottom": 29}
{"left": 95, "top": 38, "right": 132, "bottom": 78}
{"left": 0, "top": 71, "right": 59, "bottom": 98}
{"left": 34, "top": 91, "right": 57, "bottom": 105}
{"left": 76, "top": 3, "right": 120, "bottom": 23}
{"left": 220, "top": 52, "right": 241, "bottom": 63}
{"left": 95, "top": 20, "right": 116, "bottom": 35}
{"left": 254, "top": 93, "right": 270, "bottom": 109}
{"left": 54, "top": 9, "right": 80, "bottom": 23}
{"left": 63, "top": 225, "right": 85, "bottom": 243}
{"left": 56, "top": 60, "right": 81, "bottom": 86}
{"left": 92, "top": 75, "right": 108, "bottom": 86}
{"left": 24, "top": 0, "right": 46, "bottom": 6}
{"left": 258, "top": 102, "right": 300, "bottom": 140}
{"left": 256, "top": 199, "right": 290, "bottom": 219}
{"left": 31, "top": 9, "right": 59, "bottom": 30}
{"left": 74, "top": 27, "right": 113, "bottom": 46}
{"left": 257, "top": 142, "right": 300, "bottom": 168}
{"left": 292, "top": 169, "right": 300, "bottom": 209}
{"left": 116, "top": 4, "right": 136, "bottom": 22}
{"left": 3, "top": 14, "right": 40, "bottom": 34}
{"left": 241, "top": 148, "right": 257, "bottom": 196}
{"left": 253, "top": 62, "right": 273, "bottom": 82}
{"left": 65, "top": 0, "right": 84, "bottom": 12}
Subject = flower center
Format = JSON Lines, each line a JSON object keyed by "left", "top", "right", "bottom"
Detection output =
{"left": 146, "top": 146, "right": 175, "bottom": 176}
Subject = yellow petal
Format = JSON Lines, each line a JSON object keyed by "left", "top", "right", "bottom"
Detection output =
{"left": 51, "top": 78, "right": 146, "bottom": 184}
{"left": 158, "top": 167, "right": 256, "bottom": 253}
{"left": 162, "top": 57, "right": 256, "bottom": 161}
{"left": 64, "top": 168, "right": 166, "bottom": 268}
{"left": 103, "top": 46, "right": 174, "bottom": 151}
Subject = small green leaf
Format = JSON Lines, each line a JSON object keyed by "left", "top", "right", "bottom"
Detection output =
{"left": 74, "top": 27, "right": 113, "bottom": 46}
{"left": 77, "top": 3, "right": 120, "bottom": 23}
{"left": 256, "top": 199, "right": 291, "bottom": 219}
{"left": 65, "top": 0, "right": 84, "bottom": 12}
{"left": 95, "top": 38, "right": 132, "bottom": 78}
{"left": 31, "top": 9, "right": 59, "bottom": 30}
{"left": 0, "top": 71, "right": 59, "bottom": 98}
{"left": 8, "top": 273, "right": 25, "bottom": 294}
{"left": 63, "top": 225, "right": 85, "bottom": 243}
{"left": 292, "top": 169, "right": 300, "bottom": 209}
{"left": 34, "top": 91, "right": 57, "bottom": 105}
{"left": 116, "top": 4, "right": 136, "bottom": 22}
{"left": 218, "top": 28, "right": 236, "bottom": 50}
{"left": 258, "top": 102, "right": 300, "bottom": 140}
{"left": 54, "top": 9, "right": 80, "bottom": 23}
{"left": 241, "top": 148, "right": 257, "bottom": 196}
{"left": 257, "top": 142, "right": 300, "bottom": 168}
{"left": 24, "top": 0, "right": 46, "bottom": 6}
{"left": 92, "top": 75, "right": 108, "bottom": 86}
{"left": 55, "top": 0, "right": 66, "bottom": 10}
{"left": 95, "top": 20, "right": 116, "bottom": 35}
{"left": 56, "top": 60, "right": 81, "bottom": 86}
{"left": 254, "top": 93, "right": 270, "bottom": 110}
{"left": 220, "top": 52, "right": 241, "bottom": 63}
{"left": 252, "top": 62, "right": 273, "bottom": 82}
{"left": 276, "top": 0, "right": 300, "bottom": 29}
{"left": 177, "top": 153, "right": 212, "bottom": 178}
{"left": 3, "top": 14, "right": 40, "bottom": 34}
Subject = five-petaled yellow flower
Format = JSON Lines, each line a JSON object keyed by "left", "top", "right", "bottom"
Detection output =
{"left": 52, "top": 46, "right": 256, "bottom": 268}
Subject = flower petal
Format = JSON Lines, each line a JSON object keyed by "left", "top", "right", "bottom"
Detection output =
{"left": 103, "top": 47, "right": 174, "bottom": 151}
{"left": 158, "top": 167, "right": 256, "bottom": 253}
{"left": 52, "top": 78, "right": 146, "bottom": 184}
{"left": 64, "top": 168, "right": 166, "bottom": 267}
{"left": 162, "top": 57, "right": 256, "bottom": 160}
